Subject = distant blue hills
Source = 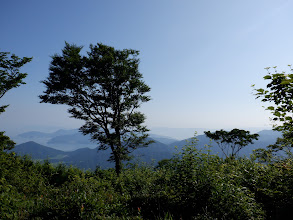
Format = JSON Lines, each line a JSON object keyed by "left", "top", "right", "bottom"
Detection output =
{"left": 13, "top": 129, "right": 179, "bottom": 151}
{"left": 12, "top": 139, "right": 174, "bottom": 170}
{"left": 10, "top": 129, "right": 282, "bottom": 170}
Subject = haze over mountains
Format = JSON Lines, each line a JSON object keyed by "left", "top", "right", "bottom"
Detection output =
{"left": 10, "top": 128, "right": 282, "bottom": 170}
{"left": 13, "top": 129, "right": 179, "bottom": 151}
{"left": 13, "top": 127, "right": 271, "bottom": 145}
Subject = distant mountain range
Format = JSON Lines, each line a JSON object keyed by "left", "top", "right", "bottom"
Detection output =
{"left": 13, "top": 129, "right": 178, "bottom": 151}
{"left": 10, "top": 129, "right": 282, "bottom": 170}
{"left": 149, "top": 127, "right": 272, "bottom": 140}
{"left": 171, "top": 129, "right": 282, "bottom": 157}
{"left": 12, "top": 139, "right": 174, "bottom": 170}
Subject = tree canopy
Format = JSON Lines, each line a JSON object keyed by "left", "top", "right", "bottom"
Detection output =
{"left": 0, "top": 51, "right": 32, "bottom": 114}
{"left": 40, "top": 42, "right": 151, "bottom": 175}
{"left": 204, "top": 128, "right": 259, "bottom": 158}
{"left": 254, "top": 66, "right": 293, "bottom": 153}
{"left": 0, "top": 51, "right": 32, "bottom": 150}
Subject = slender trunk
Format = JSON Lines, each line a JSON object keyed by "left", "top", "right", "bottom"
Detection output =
{"left": 114, "top": 153, "right": 122, "bottom": 176}
{"left": 114, "top": 126, "right": 122, "bottom": 176}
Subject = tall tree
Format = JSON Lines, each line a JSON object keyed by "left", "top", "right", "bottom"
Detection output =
{"left": 40, "top": 42, "right": 151, "bottom": 175}
{"left": 204, "top": 129, "right": 259, "bottom": 158}
{"left": 253, "top": 66, "right": 293, "bottom": 154}
{"left": 0, "top": 51, "right": 32, "bottom": 150}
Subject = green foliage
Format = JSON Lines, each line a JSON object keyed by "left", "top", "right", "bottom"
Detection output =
{"left": 253, "top": 66, "right": 293, "bottom": 153}
{"left": 0, "top": 131, "right": 15, "bottom": 151}
{"left": 253, "top": 148, "right": 275, "bottom": 163}
{"left": 0, "top": 152, "right": 45, "bottom": 219}
{"left": 3, "top": 134, "right": 293, "bottom": 219}
{"left": 0, "top": 51, "right": 32, "bottom": 114}
{"left": 204, "top": 128, "right": 259, "bottom": 158}
{"left": 40, "top": 42, "right": 151, "bottom": 175}
{"left": 0, "top": 51, "right": 32, "bottom": 151}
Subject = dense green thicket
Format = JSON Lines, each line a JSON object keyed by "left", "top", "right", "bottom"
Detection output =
{"left": 1, "top": 140, "right": 293, "bottom": 219}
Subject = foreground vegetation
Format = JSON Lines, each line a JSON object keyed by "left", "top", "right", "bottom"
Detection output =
{"left": 1, "top": 139, "right": 293, "bottom": 220}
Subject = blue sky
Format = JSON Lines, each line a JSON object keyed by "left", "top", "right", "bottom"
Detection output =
{"left": 1, "top": 0, "right": 293, "bottom": 136}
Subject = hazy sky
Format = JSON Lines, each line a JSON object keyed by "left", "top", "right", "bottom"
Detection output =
{"left": 1, "top": 0, "right": 293, "bottom": 136}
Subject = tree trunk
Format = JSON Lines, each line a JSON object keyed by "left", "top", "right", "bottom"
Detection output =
{"left": 114, "top": 129, "right": 122, "bottom": 176}
{"left": 114, "top": 152, "right": 122, "bottom": 176}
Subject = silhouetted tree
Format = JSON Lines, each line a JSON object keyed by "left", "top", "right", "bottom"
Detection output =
{"left": 40, "top": 42, "right": 151, "bottom": 175}
{"left": 204, "top": 129, "right": 259, "bottom": 158}
{"left": 0, "top": 51, "right": 32, "bottom": 150}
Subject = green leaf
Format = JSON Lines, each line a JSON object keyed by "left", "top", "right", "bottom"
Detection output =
{"left": 281, "top": 80, "right": 290, "bottom": 85}
{"left": 274, "top": 112, "right": 281, "bottom": 117}
{"left": 267, "top": 106, "right": 274, "bottom": 111}
{"left": 263, "top": 75, "right": 271, "bottom": 80}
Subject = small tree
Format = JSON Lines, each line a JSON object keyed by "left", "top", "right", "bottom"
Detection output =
{"left": 204, "top": 129, "right": 259, "bottom": 158}
{"left": 40, "top": 42, "right": 151, "bottom": 175}
{"left": 253, "top": 66, "right": 293, "bottom": 154}
{"left": 0, "top": 51, "right": 32, "bottom": 150}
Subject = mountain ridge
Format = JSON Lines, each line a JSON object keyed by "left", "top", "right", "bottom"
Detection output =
{"left": 12, "top": 138, "right": 173, "bottom": 170}
{"left": 11, "top": 129, "right": 282, "bottom": 170}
